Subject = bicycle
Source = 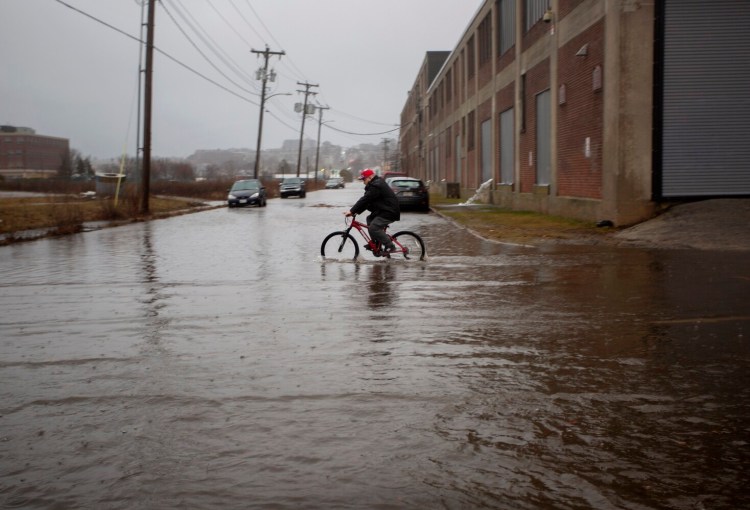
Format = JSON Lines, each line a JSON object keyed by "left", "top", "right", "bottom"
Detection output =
{"left": 320, "top": 215, "right": 426, "bottom": 261}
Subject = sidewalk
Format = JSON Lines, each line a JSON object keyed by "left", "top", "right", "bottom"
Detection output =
{"left": 433, "top": 198, "right": 750, "bottom": 252}
{"left": 613, "top": 198, "right": 750, "bottom": 251}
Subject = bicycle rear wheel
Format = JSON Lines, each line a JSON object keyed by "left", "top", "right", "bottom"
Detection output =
{"left": 321, "top": 231, "right": 360, "bottom": 261}
{"left": 392, "top": 231, "right": 426, "bottom": 260}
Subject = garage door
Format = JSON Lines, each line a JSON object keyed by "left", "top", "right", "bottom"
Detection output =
{"left": 660, "top": 0, "right": 750, "bottom": 197}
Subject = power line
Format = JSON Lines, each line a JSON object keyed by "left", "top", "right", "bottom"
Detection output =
{"left": 264, "top": 109, "right": 303, "bottom": 134}
{"left": 226, "top": 0, "right": 267, "bottom": 46}
{"left": 168, "top": 0, "right": 257, "bottom": 86}
{"left": 53, "top": 0, "right": 400, "bottom": 146}
{"left": 160, "top": 0, "right": 258, "bottom": 96}
{"left": 160, "top": 1, "right": 396, "bottom": 139}
{"left": 54, "top": 0, "right": 140, "bottom": 42}
{"left": 324, "top": 124, "right": 399, "bottom": 136}
{"left": 205, "top": 2, "right": 258, "bottom": 68}
{"left": 239, "top": 0, "right": 309, "bottom": 83}
{"left": 52, "top": 0, "right": 260, "bottom": 107}
{"left": 154, "top": 48, "right": 260, "bottom": 105}
{"left": 240, "top": 0, "right": 284, "bottom": 50}
{"left": 329, "top": 108, "right": 400, "bottom": 127}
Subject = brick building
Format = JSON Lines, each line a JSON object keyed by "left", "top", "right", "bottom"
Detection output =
{"left": 0, "top": 126, "right": 70, "bottom": 179}
{"left": 400, "top": 0, "right": 750, "bottom": 226}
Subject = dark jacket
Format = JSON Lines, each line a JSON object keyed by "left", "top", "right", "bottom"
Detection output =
{"left": 350, "top": 175, "right": 401, "bottom": 221}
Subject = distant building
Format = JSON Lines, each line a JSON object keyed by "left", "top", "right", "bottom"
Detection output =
{"left": 0, "top": 125, "right": 69, "bottom": 179}
{"left": 280, "top": 137, "right": 316, "bottom": 152}
{"left": 400, "top": 0, "right": 750, "bottom": 226}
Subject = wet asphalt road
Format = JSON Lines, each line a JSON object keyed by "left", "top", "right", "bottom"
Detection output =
{"left": 1, "top": 184, "right": 748, "bottom": 509}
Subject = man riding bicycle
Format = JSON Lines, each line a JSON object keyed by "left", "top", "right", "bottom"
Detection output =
{"left": 344, "top": 168, "right": 400, "bottom": 255}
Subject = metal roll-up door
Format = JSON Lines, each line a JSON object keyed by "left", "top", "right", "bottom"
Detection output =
{"left": 661, "top": 0, "right": 750, "bottom": 197}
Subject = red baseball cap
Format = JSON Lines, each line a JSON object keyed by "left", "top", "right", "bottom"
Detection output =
{"left": 358, "top": 169, "right": 375, "bottom": 180}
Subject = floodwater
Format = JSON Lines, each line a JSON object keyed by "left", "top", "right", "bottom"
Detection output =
{"left": 1, "top": 185, "right": 748, "bottom": 509}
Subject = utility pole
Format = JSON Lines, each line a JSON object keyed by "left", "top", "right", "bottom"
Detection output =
{"left": 314, "top": 105, "right": 330, "bottom": 183}
{"left": 295, "top": 81, "right": 318, "bottom": 177}
{"left": 141, "top": 0, "right": 156, "bottom": 215}
{"left": 135, "top": 0, "right": 147, "bottom": 185}
{"left": 251, "top": 45, "right": 285, "bottom": 179}
{"left": 382, "top": 137, "right": 390, "bottom": 174}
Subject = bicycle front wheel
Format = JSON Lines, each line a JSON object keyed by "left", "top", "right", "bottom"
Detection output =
{"left": 392, "top": 231, "right": 426, "bottom": 261}
{"left": 321, "top": 231, "right": 360, "bottom": 261}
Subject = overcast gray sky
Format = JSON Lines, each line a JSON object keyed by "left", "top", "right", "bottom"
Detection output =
{"left": 1, "top": 0, "right": 482, "bottom": 159}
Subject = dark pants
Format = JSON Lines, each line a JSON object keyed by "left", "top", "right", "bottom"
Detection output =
{"left": 367, "top": 215, "right": 395, "bottom": 249}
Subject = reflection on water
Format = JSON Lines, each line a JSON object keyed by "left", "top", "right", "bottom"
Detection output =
{"left": 367, "top": 263, "right": 396, "bottom": 309}
{"left": 0, "top": 205, "right": 748, "bottom": 509}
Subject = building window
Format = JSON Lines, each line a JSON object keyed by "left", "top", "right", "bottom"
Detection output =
{"left": 478, "top": 14, "right": 492, "bottom": 66}
{"left": 525, "top": 0, "right": 548, "bottom": 31}
{"left": 459, "top": 51, "right": 465, "bottom": 94}
{"left": 467, "top": 35, "right": 476, "bottom": 79}
{"left": 468, "top": 110, "right": 476, "bottom": 150}
{"left": 496, "top": 0, "right": 516, "bottom": 55}
{"left": 454, "top": 60, "right": 461, "bottom": 101}
{"left": 520, "top": 73, "right": 527, "bottom": 133}
{"left": 446, "top": 69, "right": 452, "bottom": 102}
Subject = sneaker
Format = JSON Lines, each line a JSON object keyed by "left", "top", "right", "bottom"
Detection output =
{"left": 384, "top": 245, "right": 398, "bottom": 254}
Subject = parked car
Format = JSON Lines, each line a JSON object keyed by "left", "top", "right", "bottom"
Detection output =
{"left": 279, "top": 177, "right": 306, "bottom": 198}
{"left": 382, "top": 171, "right": 407, "bottom": 181}
{"left": 325, "top": 178, "right": 344, "bottom": 189}
{"left": 227, "top": 179, "right": 266, "bottom": 208}
{"left": 386, "top": 176, "right": 430, "bottom": 212}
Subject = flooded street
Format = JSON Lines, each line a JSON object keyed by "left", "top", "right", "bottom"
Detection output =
{"left": 1, "top": 184, "right": 748, "bottom": 509}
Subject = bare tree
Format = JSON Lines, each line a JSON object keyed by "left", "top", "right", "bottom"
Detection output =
{"left": 58, "top": 148, "right": 76, "bottom": 179}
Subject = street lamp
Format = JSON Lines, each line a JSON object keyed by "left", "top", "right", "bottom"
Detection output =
{"left": 254, "top": 91, "right": 291, "bottom": 180}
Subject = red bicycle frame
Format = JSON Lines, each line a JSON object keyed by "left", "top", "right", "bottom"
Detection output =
{"left": 345, "top": 215, "right": 402, "bottom": 256}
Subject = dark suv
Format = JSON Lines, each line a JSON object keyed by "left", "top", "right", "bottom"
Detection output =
{"left": 279, "top": 177, "right": 306, "bottom": 198}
